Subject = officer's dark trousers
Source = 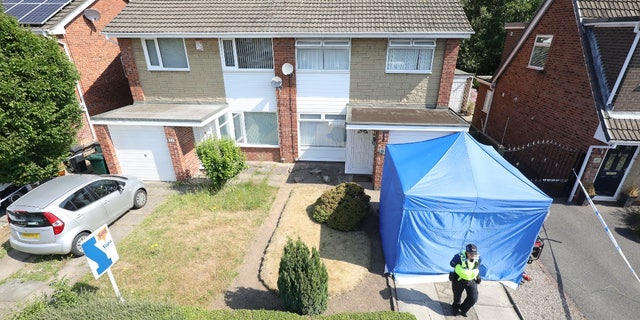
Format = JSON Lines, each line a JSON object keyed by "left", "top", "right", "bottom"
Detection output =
{"left": 452, "top": 279, "right": 478, "bottom": 315}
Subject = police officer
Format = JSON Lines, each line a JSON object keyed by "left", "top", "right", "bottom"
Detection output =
{"left": 450, "top": 243, "right": 482, "bottom": 317}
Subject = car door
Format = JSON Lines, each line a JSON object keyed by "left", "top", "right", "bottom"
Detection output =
{"left": 86, "top": 179, "right": 130, "bottom": 221}
{"left": 61, "top": 187, "right": 109, "bottom": 231}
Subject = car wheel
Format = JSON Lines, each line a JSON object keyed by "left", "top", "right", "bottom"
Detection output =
{"left": 8, "top": 191, "right": 23, "bottom": 204}
{"left": 71, "top": 232, "right": 90, "bottom": 257}
{"left": 133, "top": 189, "right": 147, "bottom": 209}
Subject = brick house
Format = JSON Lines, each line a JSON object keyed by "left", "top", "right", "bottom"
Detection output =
{"left": 3, "top": 0, "right": 133, "bottom": 150}
{"left": 471, "top": 0, "right": 640, "bottom": 203}
{"left": 96, "top": 0, "right": 473, "bottom": 188}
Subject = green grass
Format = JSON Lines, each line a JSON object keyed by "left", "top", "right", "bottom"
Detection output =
{"left": 6, "top": 255, "right": 68, "bottom": 283}
{"left": 82, "top": 179, "right": 277, "bottom": 307}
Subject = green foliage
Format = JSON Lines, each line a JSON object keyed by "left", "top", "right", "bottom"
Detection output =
{"left": 623, "top": 207, "right": 640, "bottom": 236}
{"left": 312, "top": 182, "right": 371, "bottom": 231}
{"left": 458, "top": 0, "right": 544, "bottom": 75}
{"left": 196, "top": 138, "right": 247, "bottom": 191}
{"left": 0, "top": 13, "right": 82, "bottom": 185}
{"left": 277, "top": 238, "right": 328, "bottom": 316}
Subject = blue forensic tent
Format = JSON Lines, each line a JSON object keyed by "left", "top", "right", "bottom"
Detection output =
{"left": 379, "top": 132, "right": 552, "bottom": 287}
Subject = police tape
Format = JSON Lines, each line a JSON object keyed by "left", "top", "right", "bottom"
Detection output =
{"left": 577, "top": 179, "right": 640, "bottom": 283}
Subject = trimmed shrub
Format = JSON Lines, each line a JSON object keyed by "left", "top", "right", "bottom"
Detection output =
{"left": 196, "top": 138, "right": 247, "bottom": 191}
{"left": 277, "top": 238, "right": 328, "bottom": 316}
{"left": 624, "top": 207, "right": 640, "bottom": 236}
{"left": 312, "top": 182, "right": 371, "bottom": 231}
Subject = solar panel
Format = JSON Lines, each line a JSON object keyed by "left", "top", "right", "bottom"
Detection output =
{"left": 2, "top": 0, "right": 71, "bottom": 25}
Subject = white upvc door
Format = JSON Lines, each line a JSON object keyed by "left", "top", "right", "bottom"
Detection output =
{"left": 345, "top": 129, "right": 374, "bottom": 174}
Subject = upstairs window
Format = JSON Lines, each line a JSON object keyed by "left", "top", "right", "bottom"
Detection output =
{"left": 386, "top": 39, "right": 435, "bottom": 73}
{"left": 141, "top": 38, "right": 189, "bottom": 71}
{"left": 221, "top": 38, "right": 274, "bottom": 70}
{"left": 528, "top": 35, "right": 553, "bottom": 70}
{"left": 296, "top": 39, "right": 350, "bottom": 71}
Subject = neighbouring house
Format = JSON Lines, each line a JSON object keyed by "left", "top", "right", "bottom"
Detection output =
{"left": 96, "top": 0, "right": 474, "bottom": 188}
{"left": 471, "top": 0, "right": 640, "bottom": 203}
{"left": 2, "top": 0, "right": 133, "bottom": 157}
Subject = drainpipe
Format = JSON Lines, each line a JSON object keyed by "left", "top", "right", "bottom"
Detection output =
{"left": 58, "top": 40, "right": 97, "bottom": 141}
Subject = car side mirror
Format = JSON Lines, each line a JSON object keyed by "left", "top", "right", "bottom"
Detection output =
{"left": 118, "top": 185, "right": 124, "bottom": 192}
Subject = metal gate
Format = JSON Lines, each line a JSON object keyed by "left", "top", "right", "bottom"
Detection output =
{"left": 502, "top": 140, "right": 584, "bottom": 197}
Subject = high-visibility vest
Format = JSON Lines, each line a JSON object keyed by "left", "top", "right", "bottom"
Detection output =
{"left": 454, "top": 251, "right": 479, "bottom": 281}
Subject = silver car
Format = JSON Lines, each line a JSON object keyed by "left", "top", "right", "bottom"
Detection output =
{"left": 6, "top": 174, "right": 146, "bottom": 256}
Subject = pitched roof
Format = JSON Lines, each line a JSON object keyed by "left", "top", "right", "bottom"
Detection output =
{"left": 577, "top": 0, "right": 640, "bottom": 22}
{"left": 102, "top": 0, "right": 473, "bottom": 37}
{"left": 601, "top": 114, "right": 640, "bottom": 141}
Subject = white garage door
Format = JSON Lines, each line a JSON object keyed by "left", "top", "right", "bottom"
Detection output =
{"left": 109, "top": 125, "right": 176, "bottom": 181}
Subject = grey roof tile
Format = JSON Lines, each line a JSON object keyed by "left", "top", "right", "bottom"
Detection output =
{"left": 603, "top": 116, "right": 640, "bottom": 141}
{"left": 103, "top": 0, "right": 473, "bottom": 35}
{"left": 578, "top": 0, "right": 640, "bottom": 22}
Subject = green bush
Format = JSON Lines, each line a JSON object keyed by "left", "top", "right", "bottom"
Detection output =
{"left": 277, "top": 238, "right": 328, "bottom": 316}
{"left": 196, "top": 138, "right": 247, "bottom": 191}
{"left": 312, "top": 182, "right": 371, "bottom": 231}
{"left": 624, "top": 207, "right": 640, "bottom": 236}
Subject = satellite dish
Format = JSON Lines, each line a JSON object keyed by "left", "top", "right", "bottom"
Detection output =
{"left": 282, "top": 63, "right": 294, "bottom": 75}
{"left": 271, "top": 76, "right": 283, "bottom": 88}
{"left": 83, "top": 9, "right": 101, "bottom": 22}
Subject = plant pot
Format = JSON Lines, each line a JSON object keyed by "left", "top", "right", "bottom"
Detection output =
{"left": 618, "top": 194, "right": 637, "bottom": 208}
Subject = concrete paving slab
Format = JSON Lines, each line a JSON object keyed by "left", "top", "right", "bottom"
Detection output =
{"left": 475, "top": 305, "right": 519, "bottom": 319}
{"left": 477, "top": 281, "right": 513, "bottom": 307}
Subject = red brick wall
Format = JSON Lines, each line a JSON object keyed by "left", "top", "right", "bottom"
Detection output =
{"left": 118, "top": 38, "right": 145, "bottom": 102}
{"left": 61, "top": 0, "right": 132, "bottom": 116}
{"left": 437, "top": 39, "right": 460, "bottom": 107}
{"left": 273, "top": 38, "right": 297, "bottom": 162}
{"left": 471, "top": 82, "right": 490, "bottom": 131}
{"left": 484, "top": 0, "right": 601, "bottom": 150}
{"left": 501, "top": 26, "right": 526, "bottom": 66}
{"left": 243, "top": 148, "right": 281, "bottom": 162}
{"left": 75, "top": 111, "right": 95, "bottom": 146}
{"left": 164, "top": 127, "right": 199, "bottom": 181}
{"left": 372, "top": 130, "right": 390, "bottom": 190}
{"left": 93, "top": 125, "right": 122, "bottom": 175}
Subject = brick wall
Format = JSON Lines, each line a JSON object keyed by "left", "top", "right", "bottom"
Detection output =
{"left": 273, "top": 38, "right": 297, "bottom": 162}
{"left": 93, "top": 125, "right": 122, "bottom": 175}
{"left": 372, "top": 130, "right": 390, "bottom": 190}
{"left": 164, "top": 127, "right": 199, "bottom": 181}
{"left": 484, "top": 0, "right": 601, "bottom": 150}
{"left": 119, "top": 38, "right": 145, "bottom": 101}
{"left": 61, "top": 0, "right": 132, "bottom": 116}
{"left": 436, "top": 39, "right": 460, "bottom": 107}
{"left": 129, "top": 39, "right": 226, "bottom": 103}
{"left": 501, "top": 24, "right": 526, "bottom": 66}
{"left": 471, "top": 82, "right": 490, "bottom": 131}
{"left": 349, "top": 39, "right": 443, "bottom": 106}
{"left": 243, "top": 148, "right": 281, "bottom": 162}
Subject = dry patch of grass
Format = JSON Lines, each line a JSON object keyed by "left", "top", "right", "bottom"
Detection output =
{"left": 261, "top": 185, "right": 371, "bottom": 297}
{"left": 85, "top": 181, "right": 277, "bottom": 307}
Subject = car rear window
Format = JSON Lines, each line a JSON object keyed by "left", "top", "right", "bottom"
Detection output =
{"left": 7, "top": 210, "right": 51, "bottom": 228}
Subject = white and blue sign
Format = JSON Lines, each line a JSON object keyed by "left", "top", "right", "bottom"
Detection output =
{"left": 81, "top": 225, "right": 119, "bottom": 279}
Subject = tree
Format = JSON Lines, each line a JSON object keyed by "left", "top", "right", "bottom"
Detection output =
{"left": 0, "top": 14, "right": 82, "bottom": 185}
{"left": 458, "top": 0, "right": 544, "bottom": 75}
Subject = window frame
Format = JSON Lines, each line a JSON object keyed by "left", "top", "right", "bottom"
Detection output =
{"left": 232, "top": 112, "right": 279, "bottom": 146}
{"left": 219, "top": 38, "right": 274, "bottom": 71}
{"left": 528, "top": 35, "right": 553, "bottom": 70}
{"left": 295, "top": 39, "right": 351, "bottom": 71}
{"left": 140, "top": 38, "right": 190, "bottom": 71}
{"left": 385, "top": 39, "right": 436, "bottom": 74}
{"left": 298, "top": 113, "right": 347, "bottom": 148}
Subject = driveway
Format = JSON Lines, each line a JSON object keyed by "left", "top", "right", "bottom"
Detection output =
{"left": 0, "top": 181, "right": 178, "bottom": 318}
{"left": 540, "top": 201, "right": 640, "bottom": 320}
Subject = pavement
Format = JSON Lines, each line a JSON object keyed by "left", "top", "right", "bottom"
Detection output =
{"left": 0, "top": 161, "right": 596, "bottom": 319}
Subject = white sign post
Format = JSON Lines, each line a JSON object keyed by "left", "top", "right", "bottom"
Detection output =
{"left": 81, "top": 224, "right": 124, "bottom": 302}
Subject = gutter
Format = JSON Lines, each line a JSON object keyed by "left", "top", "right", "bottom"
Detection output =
{"left": 102, "top": 31, "right": 474, "bottom": 39}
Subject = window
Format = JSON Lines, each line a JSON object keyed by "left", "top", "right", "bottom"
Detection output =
{"left": 386, "top": 39, "right": 435, "bottom": 73}
{"left": 221, "top": 38, "right": 274, "bottom": 69}
{"left": 87, "top": 180, "right": 122, "bottom": 199}
{"left": 62, "top": 188, "right": 94, "bottom": 211}
{"left": 299, "top": 113, "right": 346, "bottom": 148}
{"left": 528, "top": 35, "right": 553, "bottom": 70}
{"left": 141, "top": 38, "right": 189, "bottom": 70}
{"left": 232, "top": 112, "right": 279, "bottom": 145}
{"left": 296, "top": 39, "right": 350, "bottom": 70}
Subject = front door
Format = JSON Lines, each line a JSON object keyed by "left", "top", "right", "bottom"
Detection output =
{"left": 345, "top": 129, "right": 374, "bottom": 174}
{"left": 594, "top": 146, "right": 637, "bottom": 196}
